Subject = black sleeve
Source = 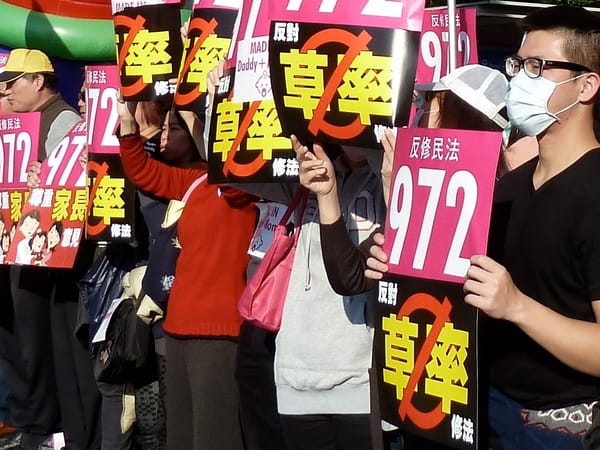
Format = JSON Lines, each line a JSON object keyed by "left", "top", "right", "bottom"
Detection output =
{"left": 320, "top": 216, "right": 380, "bottom": 296}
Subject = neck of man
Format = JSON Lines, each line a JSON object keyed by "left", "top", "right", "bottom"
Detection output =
{"left": 533, "top": 113, "right": 600, "bottom": 189}
{"left": 32, "top": 90, "right": 57, "bottom": 112}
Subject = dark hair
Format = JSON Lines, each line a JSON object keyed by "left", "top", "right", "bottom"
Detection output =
{"left": 161, "top": 108, "right": 201, "bottom": 167}
{"left": 23, "top": 73, "right": 59, "bottom": 92}
{"left": 437, "top": 91, "right": 501, "bottom": 132}
{"left": 28, "top": 229, "right": 47, "bottom": 250}
{"left": 523, "top": 6, "right": 600, "bottom": 141}
{"left": 138, "top": 99, "right": 170, "bottom": 128}
{"left": 48, "top": 221, "right": 63, "bottom": 252}
{"left": 49, "top": 221, "right": 64, "bottom": 238}
{"left": 522, "top": 6, "right": 600, "bottom": 75}
{"left": 1, "top": 231, "right": 9, "bottom": 253}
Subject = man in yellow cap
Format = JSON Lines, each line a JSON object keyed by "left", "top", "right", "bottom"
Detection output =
{"left": 0, "top": 49, "right": 80, "bottom": 159}
{"left": 0, "top": 48, "right": 82, "bottom": 450}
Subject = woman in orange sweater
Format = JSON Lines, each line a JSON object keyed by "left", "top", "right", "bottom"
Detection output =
{"left": 118, "top": 101, "right": 256, "bottom": 450}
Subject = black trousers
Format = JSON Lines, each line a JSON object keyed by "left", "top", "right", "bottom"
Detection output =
{"left": 235, "top": 320, "right": 286, "bottom": 450}
{"left": 97, "top": 382, "right": 137, "bottom": 450}
{"left": 280, "top": 413, "right": 372, "bottom": 450}
{"left": 3, "top": 265, "right": 60, "bottom": 443}
{"left": 51, "top": 268, "right": 102, "bottom": 450}
{"left": 165, "top": 335, "right": 243, "bottom": 450}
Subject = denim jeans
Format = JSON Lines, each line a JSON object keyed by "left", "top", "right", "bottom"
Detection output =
{"left": 489, "top": 387, "right": 585, "bottom": 450}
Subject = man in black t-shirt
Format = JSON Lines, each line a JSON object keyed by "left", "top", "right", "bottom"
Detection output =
{"left": 463, "top": 6, "right": 600, "bottom": 449}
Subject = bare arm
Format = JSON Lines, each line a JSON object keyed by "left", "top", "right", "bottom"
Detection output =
{"left": 465, "top": 254, "right": 600, "bottom": 377}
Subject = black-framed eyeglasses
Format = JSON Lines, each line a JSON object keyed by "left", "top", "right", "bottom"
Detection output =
{"left": 505, "top": 55, "right": 592, "bottom": 79}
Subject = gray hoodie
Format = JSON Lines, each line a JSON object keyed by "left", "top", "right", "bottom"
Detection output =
{"left": 275, "top": 158, "right": 386, "bottom": 415}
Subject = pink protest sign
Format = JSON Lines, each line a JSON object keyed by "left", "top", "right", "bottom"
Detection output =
{"left": 86, "top": 65, "right": 121, "bottom": 154}
{"left": 39, "top": 120, "right": 88, "bottom": 188}
{"left": 269, "top": 0, "right": 425, "bottom": 32}
{"left": 383, "top": 127, "right": 501, "bottom": 283}
{"left": 4, "top": 120, "right": 88, "bottom": 268}
{"left": 0, "top": 50, "right": 9, "bottom": 74}
{"left": 194, "top": 0, "right": 240, "bottom": 10}
{"left": 0, "top": 189, "right": 27, "bottom": 264}
{"left": 0, "top": 113, "right": 40, "bottom": 189}
{"left": 415, "top": 8, "right": 478, "bottom": 86}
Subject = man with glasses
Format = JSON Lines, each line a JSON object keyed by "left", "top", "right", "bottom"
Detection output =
{"left": 0, "top": 49, "right": 81, "bottom": 450}
{"left": 463, "top": 5, "right": 600, "bottom": 449}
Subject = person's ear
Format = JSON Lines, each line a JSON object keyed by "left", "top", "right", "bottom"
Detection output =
{"left": 580, "top": 72, "right": 600, "bottom": 103}
{"left": 33, "top": 74, "right": 45, "bottom": 91}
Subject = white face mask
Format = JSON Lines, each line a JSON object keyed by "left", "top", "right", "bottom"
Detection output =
{"left": 505, "top": 70, "right": 583, "bottom": 136}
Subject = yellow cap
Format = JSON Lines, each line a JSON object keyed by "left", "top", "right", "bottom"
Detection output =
{"left": 0, "top": 49, "right": 54, "bottom": 83}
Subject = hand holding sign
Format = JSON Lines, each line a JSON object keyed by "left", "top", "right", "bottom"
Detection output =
{"left": 26, "top": 161, "right": 41, "bottom": 189}
{"left": 365, "top": 231, "right": 388, "bottom": 280}
{"left": 464, "top": 254, "right": 526, "bottom": 321}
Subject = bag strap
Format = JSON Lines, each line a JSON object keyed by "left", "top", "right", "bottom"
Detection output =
{"left": 182, "top": 173, "right": 208, "bottom": 203}
{"left": 280, "top": 187, "right": 308, "bottom": 226}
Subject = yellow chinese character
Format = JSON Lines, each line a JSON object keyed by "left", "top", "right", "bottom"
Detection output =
{"left": 246, "top": 100, "right": 291, "bottom": 160}
{"left": 281, "top": 49, "right": 328, "bottom": 118}
{"left": 337, "top": 51, "right": 392, "bottom": 124}
{"left": 124, "top": 30, "right": 172, "bottom": 83}
{"left": 425, "top": 322, "right": 469, "bottom": 414}
{"left": 213, "top": 99, "right": 243, "bottom": 162}
{"left": 382, "top": 313, "right": 419, "bottom": 400}
{"left": 52, "top": 189, "right": 72, "bottom": 222}
{"left": 69, "top": 189, "right": 89, "bottom": 222}
{"left": 186, "top": 35, "right": 231, "bottom": 89}
{"left": 9, "top": 192, "right": 24, "bottom": 223}
{"left": 92, "top": 176, "right": 125, "bottom": 224}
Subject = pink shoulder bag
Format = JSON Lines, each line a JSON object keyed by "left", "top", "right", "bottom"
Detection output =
{"left": 238, "top": 187, "right": 308, "bottom": 331}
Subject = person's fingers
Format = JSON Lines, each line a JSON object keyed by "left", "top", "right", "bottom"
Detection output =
{"left": 372, "top": 232, "right": 385, "bottom": 246}
{"left": 365, "top": 268, "right": 384, "bottom": 280}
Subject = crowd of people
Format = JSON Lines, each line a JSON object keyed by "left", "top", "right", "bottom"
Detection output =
{"left": 0, "top": 4, "right": 599, "bottom": 450}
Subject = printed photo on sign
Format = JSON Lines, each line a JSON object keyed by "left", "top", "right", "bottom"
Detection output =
{"left": 114, "top": 3, "right": 183, "bottom": 101}
{"left": 374, "top": 274, "right": 480, "bottom": 449}
{"left": 269, "top": 22, "right": 420, "bottom": 148}
{"left": 207, "top": 67, "right": 295, "bottom": 183}
{"left": 383, "top": 127, "right": 501, "bottom": 283}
